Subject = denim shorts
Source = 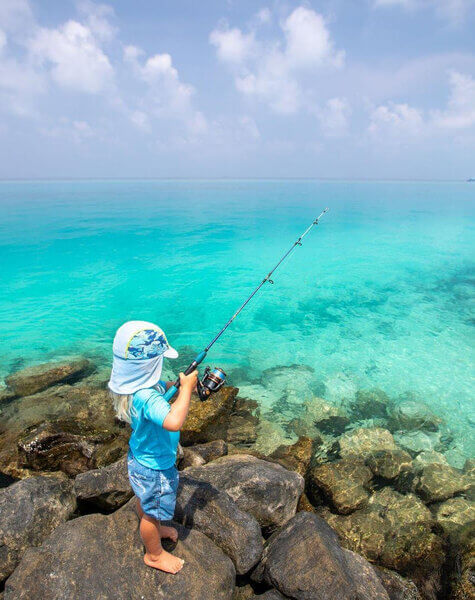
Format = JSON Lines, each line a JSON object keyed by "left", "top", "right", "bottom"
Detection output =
{"left": 127, "top": 452, "right": 179, "bottom": 521}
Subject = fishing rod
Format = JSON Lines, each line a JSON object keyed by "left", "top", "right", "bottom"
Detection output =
{"left": 163, "top": 207, "right": 329, "bottom": 402}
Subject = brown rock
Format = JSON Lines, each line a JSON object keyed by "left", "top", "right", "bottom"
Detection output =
{"left": 270, "top": 436, "right": 317, "bottom": 478}
{"left": 180, "top": 386, "right": 238, "bottom": 445}
{"left": 74, "top": 455, "right": 132, "bottom": 510}
{"left": 435, "top": 497, "right": 475, "bottom": 546}
{"left": 308, "top": 458, "right": 372, "bottom": 514}
{"left": 367, "top": 449, "right": 413, "bottom": 480}
{"left": 449, "top": 522, "right": 475, "bottom": 600}
{"left": 5, "top": 359, "right": 91, "bottom": 397}
{"left": 415, "top": 463, "right": 471, "bottom": 503}
{"left": 376, "top": 568, "right": 423, "bottom": 600}
{"left": 179, "top": 439, "right": 228, "bottom": 469}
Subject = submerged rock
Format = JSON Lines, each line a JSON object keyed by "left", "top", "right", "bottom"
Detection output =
{"left": 415, "top": 463, "right": 471, "bottom": 503}
{"left": 180, "top": 386, "right": 238, "bottom": 445}
{"left": 302, "top": 397, "right": 350, "bottom": 435}
{"left": 320, "top": 487, "right": 445, "bottom": 597}
{"left": 0, "top": 474, "right": 76, "bottom": 582}
{"left": 174, "top": 474, "right": 262, "bottom": 574}
{"left": 435, "top": 497, "right": 475, "bottom": 546}
{"left": 338, "top": 427, "right": 397, "bottom": 459}
{"left": 179, "top": 439, "right": 228, "bottom": 469}
{"left": 308, "top": 458, "right": 372, "bottom": 514}
{"left": 184, "top": 454, "right": 304, "bottom": 530}
{"left": 74, "top": 455, "right": 132, "bottom": 511}
{"left": 389, "top": 399, "right": 442, "bottom": 432}
{"left": 252, "top": 512, "right": 390, "bottom": 600}
{"left": 413, "top": 451, "right": 449, "bottom": 469}
{"left": 351, "top": 389, "right": 390, "bottom": 420}
{"left": 366, "top": 449, "right": 413, "bottom": 480}
{"left": 4, "top": 501, "right": 236, "bottom": 600}
{"left": 448, "top": 522, "right": 475, "bottom": 600}
{"left": 394, "top": 430, "right": 443, "bottom": 455}
{"left": 5, "top": 358, "right": 91, "bottom": 397}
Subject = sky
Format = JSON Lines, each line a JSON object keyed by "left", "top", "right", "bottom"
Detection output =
{"left": 0, "top": 0, "right": 474, "bottom": 179}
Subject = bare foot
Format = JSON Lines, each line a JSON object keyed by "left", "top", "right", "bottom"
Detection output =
{"left": 159, "top": 524, "right": 178, "bottom": 543}
{"left": 144, "top": 550, "right": 184, "bottom": 574}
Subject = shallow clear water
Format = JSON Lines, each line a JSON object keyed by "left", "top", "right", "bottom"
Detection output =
{"left": 0, "top": 180, "right": 474, "bottom": 460}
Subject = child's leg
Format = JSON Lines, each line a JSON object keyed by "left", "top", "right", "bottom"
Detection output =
{"left": 140, "top": 514, "right": 184, "bottom": 574}
{"left": 136, "top": 498, "right": 178, "bottom": 542}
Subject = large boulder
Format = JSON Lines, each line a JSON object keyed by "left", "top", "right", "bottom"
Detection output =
{"left": 74, "top": 455, "right": 132, "bottom": 511}
{"left": 174, "top": 474, "right": 262, "bottom": 574}
{"left": 448, "top": 522, "right": 475, "bottom": 600}
{"left": 180, "top": 387, "right": 238, "bottom": 445}
{"left": 5, "top": 359, "right": 91, "bottom": 397}
{"left": 338, "top": 427, "right": 397, "bottom": 459}
{"left": 4, "top": 501, "right": 235, "bottom": 600}
{"left": 0, "top": 474, "right": 76, "bottom": 582}
{"left": 185, "top": 455, "right": 304, "bottom": 530}
{"left": 252, "top": 511, "right": 390, "bottom": 600}
{"left": 320, "top": 487, "right": 445, "bottom": 598}
{"left": 179, "top": 440, "right": 228, "bottom": 469}
{"left": 302, "top": 397, "right": 350, "bottom": 435}
{"left": 308, "top": 458, "right": 372, "bottom": 514}
{"left": 414, "top": 463, "right": 471, "bottom": 503}
{"left": 0, "top": 384, "right": 129, "bottom": 479}
{"left": 394, "top": 431, "right": 443, "bottom": 455}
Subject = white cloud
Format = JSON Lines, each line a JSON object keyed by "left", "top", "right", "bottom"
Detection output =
{"left": 210, "top": 6, "right": 344, "bottom": 115}
{"left": 29, "top": 20, "right": 114, "bottom": 94}
{"left": 77, "top": 0, "right": 117, "bottom": 41}
{"left": 368, "top": 71, "right": 475, "bottom": 140}
{"left": 431, "top": 71, "right": 475, "bottom": 129}
{"left": 369, "top": 102, "right": 424, "bottom": 137}
{"left": 210, "top": 25, "right": 255, "bottom": 64}
{"left": 124, "top": 45, "right": 207, "bottom": 133}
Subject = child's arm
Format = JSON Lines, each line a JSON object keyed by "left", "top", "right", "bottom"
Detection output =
{"left": 162, "top": 370, "right": 198, "bottom": 432}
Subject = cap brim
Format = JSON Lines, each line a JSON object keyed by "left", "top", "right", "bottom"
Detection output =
{"left": 163, "top": 346, "right": 179, "bottom": 359}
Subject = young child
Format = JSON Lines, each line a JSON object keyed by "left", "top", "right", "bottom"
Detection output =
{"left": 108, "top": 320, "right": 197, "bottom": 574}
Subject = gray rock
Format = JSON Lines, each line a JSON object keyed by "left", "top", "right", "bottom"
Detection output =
{"left": 394, "top": 430, "right": 443, "bottom": 455}
{"left": 5, "top": 359, "right": 91, "bottom": 397}
{"left": 366, "top": 449, "right": 413, "bottom": 480}
{"left": 0, "top": 474, "right": 76, "bottom": 582}
{"left": 174, "top": 474, "right": 262, "bottom": 574}
{"left": 179, "top": 440, "right": 228, "bottom": 469}
{"left": 308, "top": 458, "right": 372, "bottom": 514}
{"left": 415, "top": 463, "right": 471, "bottom": 503}
{"left": 389, "top": 399, "right": 442, "bottom": 432}
{"left": 302, "top": 397, "right": 350, "bottom": 435}
{"left": 269, "top": 436, "right": 317, "bottom": 478}
{"left": 4, "top": 501, "right": 235, "bottom": 600}
{"left": 413, "top": 451, "right": 448, "bottom": 470}
{"left": 252, "top": 512, "right": 390, "bottom": 600}
{"left": 74, "top": 455, "right": 132, "bottom": 510}
{"left": 185, "top": 454, "right": 304, "bottom": 530}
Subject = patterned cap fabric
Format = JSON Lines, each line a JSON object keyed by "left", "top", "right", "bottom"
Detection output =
{"left": 108, "top": 321, "right": 178, "bottom": 395}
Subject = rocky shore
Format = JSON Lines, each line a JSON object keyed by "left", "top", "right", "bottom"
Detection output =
{"left": 0, "top": 358, "right": 474, "bottom": 599}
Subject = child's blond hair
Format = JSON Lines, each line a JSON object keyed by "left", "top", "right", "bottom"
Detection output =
{"left": 110, "top": 391, "right": 133, "bottom": 423}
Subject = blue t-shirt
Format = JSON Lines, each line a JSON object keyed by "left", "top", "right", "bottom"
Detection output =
{"left": 129, "top": 381, "right": 180, "bottom": 470}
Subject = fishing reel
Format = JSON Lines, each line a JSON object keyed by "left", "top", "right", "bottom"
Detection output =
{"left": 197, "top": 366, "right": 227, "bottom": 402}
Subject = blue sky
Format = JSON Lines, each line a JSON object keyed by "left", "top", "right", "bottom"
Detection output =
{"left": 0, "top": 0, "right": 474, "bottom": 179}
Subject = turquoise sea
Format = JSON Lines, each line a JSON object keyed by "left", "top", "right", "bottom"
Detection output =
{"left": 0, "top": 180, "right": 474, "bottom": 463}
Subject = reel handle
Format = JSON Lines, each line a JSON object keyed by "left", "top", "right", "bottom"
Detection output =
{"left": 163, "top": 350, "right": 207, "bottom": 402}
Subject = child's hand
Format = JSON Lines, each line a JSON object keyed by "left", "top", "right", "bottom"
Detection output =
{"left": 179, "top": 370, "right": 198, "bottom": 391}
